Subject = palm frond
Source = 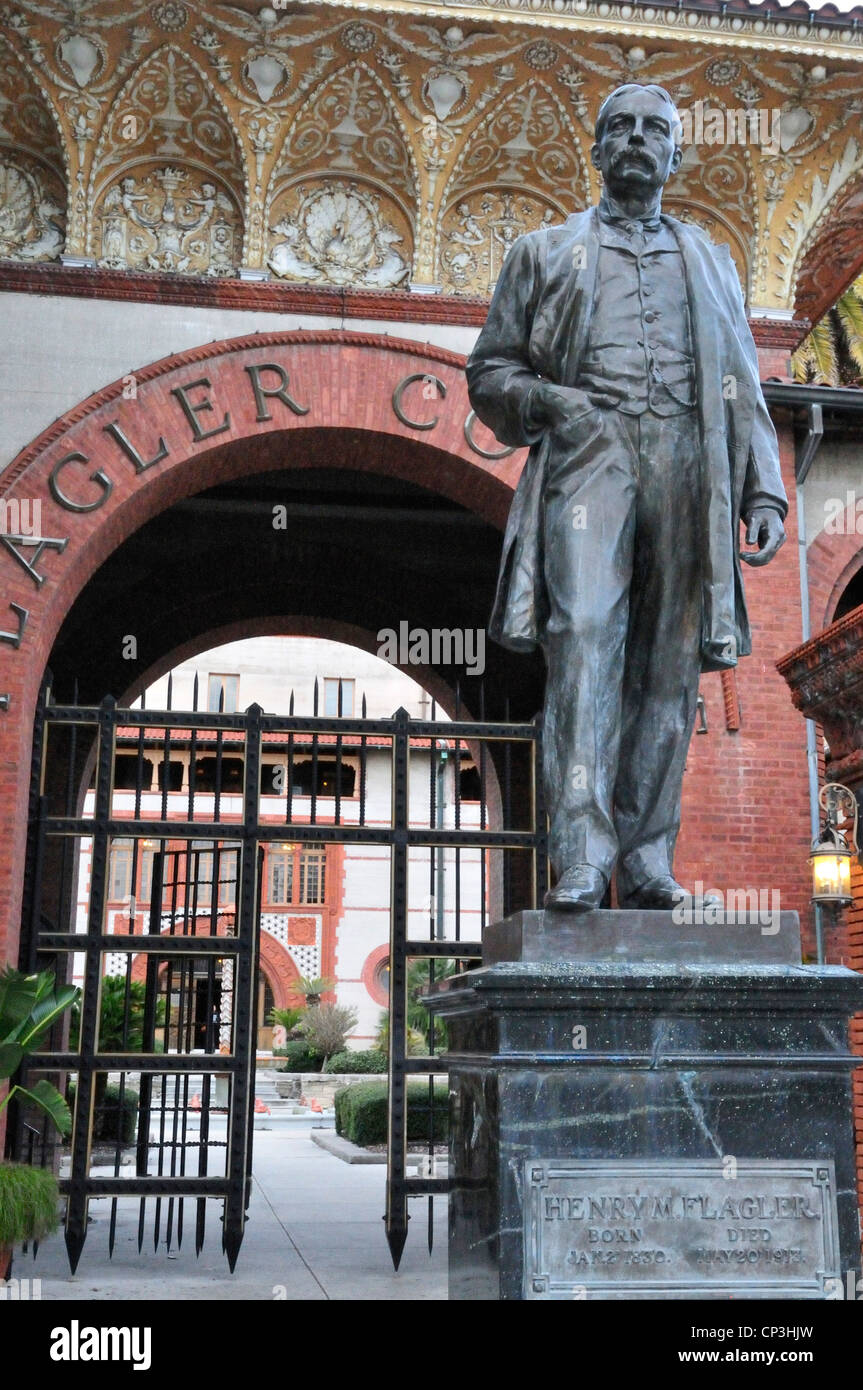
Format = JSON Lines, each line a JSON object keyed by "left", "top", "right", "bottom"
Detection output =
{"left": 835, "top": 280, "right": 863, "bottom": 375}
{"left": 792, "top": 315, "right": 839, "bottom": 385}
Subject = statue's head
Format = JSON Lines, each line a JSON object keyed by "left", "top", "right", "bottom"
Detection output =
{"left": 591, "top": 84, "right": 682, "bottom": 199}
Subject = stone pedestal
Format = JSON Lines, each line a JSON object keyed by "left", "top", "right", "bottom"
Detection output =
{"left": 429, "top": 910, "right": 863, "bottom": 1300}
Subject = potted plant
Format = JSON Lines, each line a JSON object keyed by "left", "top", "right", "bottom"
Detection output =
{"left": 267, "top": 1005, "right": 305, "bottom": 1035}
{"left": 297, "top": 976, "right": 335, "bottom": 1008}
{"left": 0, "top": 966, "right": 79, "bottom": 1277}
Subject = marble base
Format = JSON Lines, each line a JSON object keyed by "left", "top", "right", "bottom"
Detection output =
{"left": 429, "top": 910, "right": 863, "bottom": 1301}
{"left": 484, "top": 907, "right": 801, "bottom": 966}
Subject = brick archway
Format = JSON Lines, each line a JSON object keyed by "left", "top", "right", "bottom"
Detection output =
{"left": 258, "top": 930, "right": 304, "bottom": 1011}
{"left": 806, "top": 500, "right": 863, "bottom": 631}
{"left": 0, "top": 330, "right": 526, "bottom": 965}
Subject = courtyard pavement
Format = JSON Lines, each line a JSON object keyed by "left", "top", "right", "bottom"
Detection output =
{"left": 22, "top": 1123, "right": 448, "bottom": 1301}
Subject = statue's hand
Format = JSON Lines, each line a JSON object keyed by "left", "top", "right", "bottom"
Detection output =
{"left": 532, "top": 382, "right": 616, "bottom": 430}
{"left": 740, "top": 507, "right": 786, "bottom": 567}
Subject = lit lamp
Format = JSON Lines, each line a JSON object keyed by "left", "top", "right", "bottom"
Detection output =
{"left": 809, "top": 782, "right": 859, "bottom": 908}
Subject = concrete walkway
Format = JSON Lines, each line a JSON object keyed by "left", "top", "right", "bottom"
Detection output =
{"left": 24, "top": 1124, "right": 448, "bottom": 1301}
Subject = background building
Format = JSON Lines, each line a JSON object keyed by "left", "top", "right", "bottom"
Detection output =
{"left": 70, "top": 636, "right": 484, "bottom": 1048}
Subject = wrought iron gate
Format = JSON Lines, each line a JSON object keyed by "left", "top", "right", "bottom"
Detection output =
{"left": 12, "top": 676, "right": 546, "bottom": 1272}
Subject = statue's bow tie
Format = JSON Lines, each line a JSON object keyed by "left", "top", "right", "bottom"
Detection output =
{"left": 600, "top": 209, "right": 662, "bottom": 234}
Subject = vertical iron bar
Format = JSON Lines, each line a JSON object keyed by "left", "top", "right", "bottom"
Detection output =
{"left": 20, "top": 677, "right": 49, "bottom": 974}
{"left": 386, "top": 706, "right": 410, "bottom": 1270}
{"left": 285, "top": 690, "right": 294, "bottom": 825}
{"left": 222, "top": 704, "right": 262, "bottom": 1271}
{"left": 334, "top": 681, "right": 343, "bottom": 826}
{"left": 532, "top": 715, "right": 549, "bottom": 905}
{"left": 64, "top": 694, "right": 115, "bottom": 1272}
{"left": 359, "top": 694, "right": 367, "bottom": 826}
{"left": 311, "top": 681, "right": 319, "bottom": 826}
{"left": 136, "top": 848, "right": 163, "bottom": 1247}
{"left": 134, "top": 725, "right": 146, "bottom": 820}
{"left": 214, "top": 720, "right": 224, "bottom": 825}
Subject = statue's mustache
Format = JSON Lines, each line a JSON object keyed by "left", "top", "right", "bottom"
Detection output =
{"left": 611, "top": 148, "right": 657, "bottom": 173}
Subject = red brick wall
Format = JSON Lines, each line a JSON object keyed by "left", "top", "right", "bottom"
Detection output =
{"left": 0, "top": 330, "right": 518, "bottom": 972}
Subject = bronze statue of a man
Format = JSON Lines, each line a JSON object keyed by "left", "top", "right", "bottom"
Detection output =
{"left": 467, "top": 83, "right": 787, "bottom": 911}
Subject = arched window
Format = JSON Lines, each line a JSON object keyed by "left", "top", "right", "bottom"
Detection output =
{"left": 833, "top": 565, "right": 863, "bottom": 623}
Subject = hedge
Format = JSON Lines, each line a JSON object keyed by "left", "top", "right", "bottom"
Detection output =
{"left": 334, "top": 1081, "right": 449, "bottom": 1147}
{"left": 275, "top": 1040, "right": 324, "bottom": 1073}
{"left": 323, "top": 1049, "right": 387, "bottom": 1075}
{"left": 67, "top": 1081, "right": 138, "bottom": 1144}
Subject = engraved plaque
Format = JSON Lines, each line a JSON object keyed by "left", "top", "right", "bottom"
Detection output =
{"left": 523, "top": 1160, "right": 840, "bottom": 1300}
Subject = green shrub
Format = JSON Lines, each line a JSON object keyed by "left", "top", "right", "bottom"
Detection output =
{"left": 334, "top": 1081, "right": 448, "bottom": 1147}
{"left": 298, "top": 1003, "right": 358, "bottom": 1062}
{"left": 375, "top": 1015, "right": 427, "bottom": 1055}
{"left": 67, "top": 1081, "right": 138, "bottom": 1143}
{"left": 275, "top": 1040, "right": 324, "bottom": 1073}
{"left": 323, "top": 1049, "right": 387, "bottom": 1075}
{"left": 0, "top": 1163, "right": 59, "bottom": 1245}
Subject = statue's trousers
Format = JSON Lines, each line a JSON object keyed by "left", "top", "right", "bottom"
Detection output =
{"left": 542, "top": 403, "right": 703, "bottom": 892}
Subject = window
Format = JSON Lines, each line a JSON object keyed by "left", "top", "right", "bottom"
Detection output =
{"left": 300, "top": 843, "right": 326, "bottom": 904}
{"left": 459, "top": 765, "right": 481, "bottom": 802}
{"left": 208, "top": 674, "right": 239, "bottom": 713}
{"left": 265, "top": 843, "right": 327, "bottom": 906}
{"left": 374, "top": 955, "right": 390, "bottom": 997}
{"left": 194, "top": 757, "right": 244, "bottom": 793}
{"left": 291, "top": 759, "right": 356, "bottom": 799}
{"left": 157, "top": 759, "right": 184, "bottom": 792}
{"left": 323, "top": 678, "right": 354, "bottom": 717}
{"left": 114, "top": 755, "right": 153, "bottom": 791}
{"left": 190, "top": 842, "right": 237, "bottom": 908}
{"left": 109, "top": 838, "right": 133, "bottom": 901}
{"left": 267, "top": 845, "right": 295, "bottom": 905}
{"left": 261, "top": 762, "right": 286, "bottom": 796}
{"left": 108, "top": 838, "right": 155, "bottom": 904}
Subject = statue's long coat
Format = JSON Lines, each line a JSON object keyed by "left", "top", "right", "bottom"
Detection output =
{"left": 466, "top": 207, "right": 788, "bottom": 673}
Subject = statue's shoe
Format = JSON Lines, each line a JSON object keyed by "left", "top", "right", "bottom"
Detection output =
{"left": 619, "top": 874, "right": 722, "bottom": 910}
{"left": 544, "top": 865, "right": 607, "bottom": 912}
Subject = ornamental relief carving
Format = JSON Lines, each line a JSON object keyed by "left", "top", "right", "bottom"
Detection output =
{"left": 90, "top": 44, "right": 244, "bottom": 186}
{"left": 95, "top": 164, "right": 240, "bottom": 275}
{"left": 443, "top": 81, "right": 589, "bottom": 214}
{"left": 267, "top": 179, "right": 410, "bottom": 289}
{"left": 439, "top": 190, "right": 560, "bottom": 295}
{"left": 0, "top": 1, "right": 862, "bottom": 308}
{"left": 270, "top": 63, "right": 418, "bottom": 215}
{"left": 0, "top": 54, "right": 66, "bottom": 174}
{"left": 0, "top": 152, "right": 65, "bottom": 261}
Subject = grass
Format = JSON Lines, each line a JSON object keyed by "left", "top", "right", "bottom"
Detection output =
{"left": 0, "top": 1163, "right": 59, "bottom": 1245}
